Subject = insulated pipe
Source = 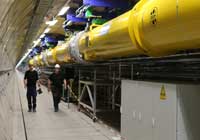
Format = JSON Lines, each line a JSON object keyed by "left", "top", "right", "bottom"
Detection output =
{"left": 29, "top": 51, "right": 49, "bottom": 66}
{"left": 77, "top": 0, "right": 200, "bottom": 60}
{"left": 54, "top": 43, "right": 72, "bottom": 63}
{"left": 33, "top": 56, "right": 38, "bottom": 66}
{"left": 35, "top": 55, "right": 44, "bottom": 66}
{"left": 130, "top": 0, "right": 200, "bottom": 56}
{"left": 33, "top": 45, "right": 71, "bottom": 66}
{"left": 46, "top": 49, "right": 57, "bottom": 64}
{"left": 41, "top": 51, "right": 49, "bottom": 66}
{"left": 30, "top": 0, "right": 200, "bottom": 65}
{"left": 29, "top": 59, "right": 34, "bottom": 66}
{"left": 77, "top": 11, "right": 144, "bottom": 61}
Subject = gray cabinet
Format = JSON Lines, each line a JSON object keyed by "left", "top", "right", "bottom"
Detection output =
{"left": 121, "top": 80, "right": 176, "bottom": 140}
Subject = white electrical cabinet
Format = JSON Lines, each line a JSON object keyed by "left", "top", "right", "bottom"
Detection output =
{"left": 121, "top": 80, "right": 200, "bottom": 140}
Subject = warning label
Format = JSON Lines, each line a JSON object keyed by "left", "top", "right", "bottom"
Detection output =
{"left": 160, "top": 85, "right": 167, "bottom": 100}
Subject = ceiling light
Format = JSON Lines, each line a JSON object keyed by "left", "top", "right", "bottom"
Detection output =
{"left": 45, "top": 20, "right": 58, "bottom": 26}
{"left": 58, "top": 6, "right": 70, "bottom": 16}
{"left": 40, "top": 34, "right": 45, "bottom": 39}
{"left": 66, "top": 21, "right": 73, "bottom": 26}
{"left": 44, "top": 28, "right": 51, "bottom": 33}
{"left": 33, "top": 39, "right": 40, "bottom": 46}
{"left": 15, "top": 49, "right": 33, "bottom": 68}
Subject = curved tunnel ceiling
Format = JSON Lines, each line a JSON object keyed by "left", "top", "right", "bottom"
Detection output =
{"left": 0, "top": 0, "right": 68, "bottom": 69}
{"left": 0, "top": 0, "right": 37, "bottom": 68}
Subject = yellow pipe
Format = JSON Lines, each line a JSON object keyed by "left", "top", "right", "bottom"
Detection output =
{"left": 46, "top": 49, "right": 57, "bottom": 64}
{"left": 38, "top": 55, "right": 44, "bottom": 66}
{"left": 29, "top": 59, "right": 34, "bottom": 66}
{"left": 131, "top": 0, "right": 200, "bottom": 56}
{"left": 40, "top": 51, "right": 49, "bottom": 66}
{"left": 33, "top": 55, "right": 43, "bottom": 66}
{"left": 29, "top": 44, "right": 71, "bottom": 66}
{"left": 35, "top": 55, "right": 40, "bottom": 66}
{"left": 77, "top": 0, "right": 200, "bottom": 60}
{"left": 29, "top": 51, "right": 49, "bottom": 67}
{"left": 32, "top": 55, "right": 39, "bottom": 66}
{"left": 78, "top": 11, "right": 143, "bottom": 61}
{"left": 29, "top": 0, "right": 200, "bottom": 65}
{"left": 54, "top": 43, "right": 72, "bottom": 63}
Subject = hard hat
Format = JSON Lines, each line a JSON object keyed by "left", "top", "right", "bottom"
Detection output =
{"left": 29, "top": 60, "right": 34, "bottom": 66}
{"left": 55, "top": 64, "right": 60, "bottom": 68}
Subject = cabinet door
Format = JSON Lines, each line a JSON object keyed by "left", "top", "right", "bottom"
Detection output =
{"left": 121, "top": 80, "right": 153, "bottom": 140}
{"left": 152, "top": 84, "right": 177, "bottom": 140}
{"left": 121, "top": 80, "right": 140, "bottom": 140}
{"left": 136, "top": 82, "right": 153, "bottom": 140}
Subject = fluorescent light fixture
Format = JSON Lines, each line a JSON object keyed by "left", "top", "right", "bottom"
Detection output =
{"left": 45, "top": 20, "right": 58, "bottom": 26}
{"left": 40, "top": 34, "right": 45, "bottom": 39}
{"left": 15, "top": 48, "right": 33, "bottom": 68}
{"left": 58, "top": 6, "right": 70, "bottom": 16}
{"left": 33, "top": 39, "right": 40, "bottom": 46}
{"left": 66, "top": 21, "right": 73, "bottom": 26}
{"left": 44, "top": 28, "right": 51, "bottom": 33}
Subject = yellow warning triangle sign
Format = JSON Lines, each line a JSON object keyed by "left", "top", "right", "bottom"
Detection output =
{"left": 160, "top": 85, "right": 167, "bottom": 100}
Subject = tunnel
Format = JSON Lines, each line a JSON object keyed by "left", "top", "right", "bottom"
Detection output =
{"left": 1, "top": 0, "right": 200, "bottom": 140}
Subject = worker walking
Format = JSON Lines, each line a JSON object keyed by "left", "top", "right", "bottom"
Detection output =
{"left": 48, "top": 64, "right": 67, "bottom": 112}
{"left": 24, "top": 63, "right": 40, "bottom": 112}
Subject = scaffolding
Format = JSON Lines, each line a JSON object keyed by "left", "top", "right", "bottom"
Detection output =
{"left": 78, "top": 69, "right": 120, "bottom": 122}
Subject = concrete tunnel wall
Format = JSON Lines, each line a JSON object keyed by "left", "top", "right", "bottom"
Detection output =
{"left": 0, "top": 71, "right": 15, "bottom": 140}
{"left": 0, "top": 0, "right": 37, "bottom": 138}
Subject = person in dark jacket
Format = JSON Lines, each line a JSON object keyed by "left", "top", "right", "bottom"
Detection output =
{"left": 24, "top": 63, "right": 40, "bottom": 112}
{"left": 48, "top": 64, "right": 67, "bottom": 112}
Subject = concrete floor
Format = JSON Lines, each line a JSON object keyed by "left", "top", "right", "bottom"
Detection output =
{"left": 13, "top": 72, "right": 121, "bottom": 140}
